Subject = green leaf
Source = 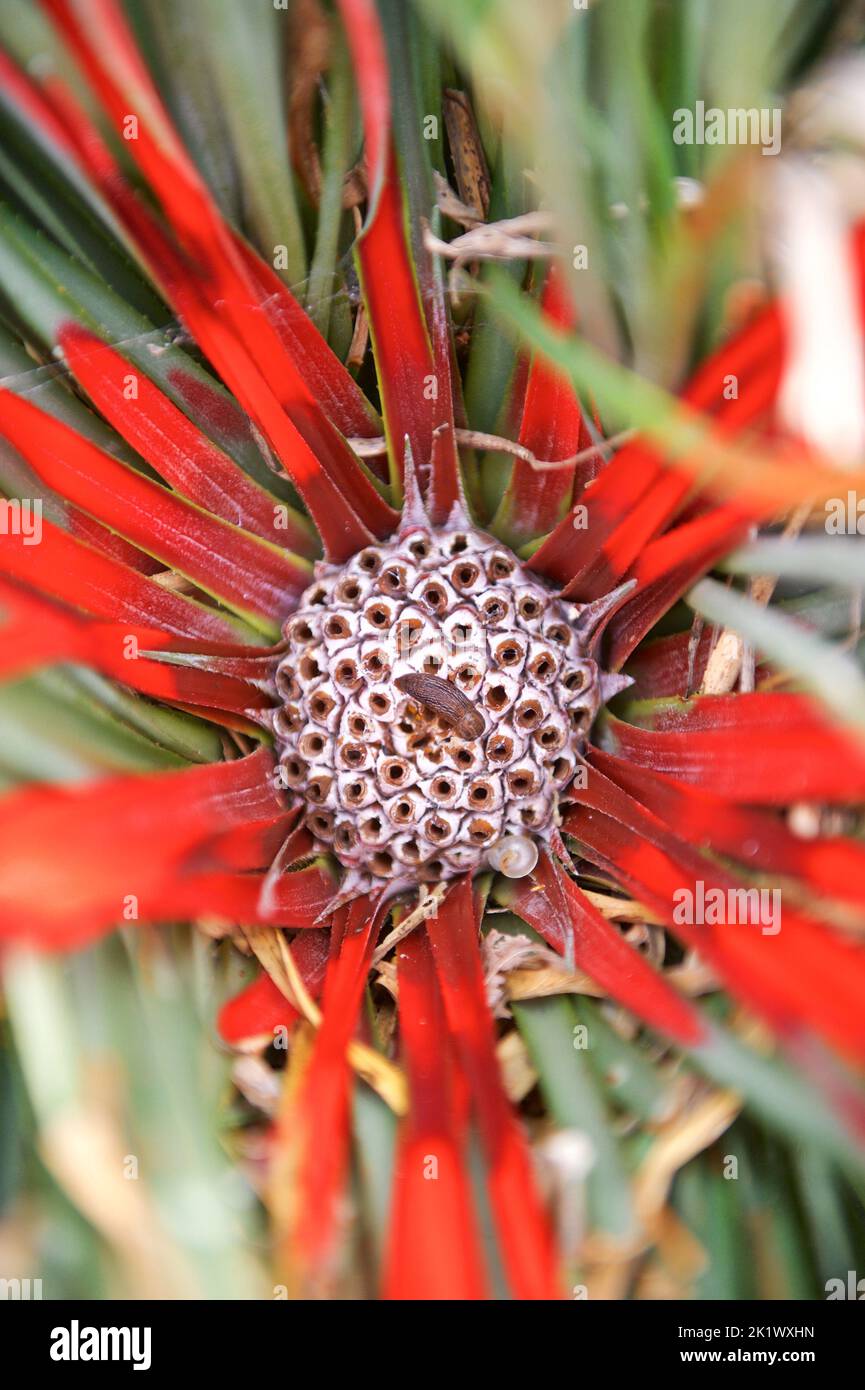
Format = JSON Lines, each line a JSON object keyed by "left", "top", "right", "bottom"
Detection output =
{"left": 0, "top": 668, "right": 193, "bottom": 782}
{"left": 5, "top": 936, "right": 267, "bottom": 1298}
{"left": 125, "top": 0, "right": 242, "bottom": 225}
{"left": 352, "top": 1081, "right": 398, "bottom": 1270}
{"left": 0, "top": 318, "right": 141, "bottom": 464}
{"left": 690, "top": 1012, "right": 865, "bottom": 1179}
{"left": 200, "top": 0, "right": 306, "bottom": 287}
{"left": 687, "top": 576, "right": 865, "bottom": 736}
{"left": 722, "top": 535, "right": 865, "bottom": 589}
{"left": 675, "top": 1154, "right": 750, "bottom": 1297}
{"left": 0, "top": 202, "right": 298, "bottom": 500}
{"left": 305, "top": 28, "right": 355, "bottom": 341}
{"left": 486, "top": 262, "right": 718, "bottom": 453}
{"left": 572, "top": 996, "right": 672, "bottom": 1124}
{"left": 66, "top": 666, "right": 224, "bottom": 765}
{"left": 739, "top": 1127, "right": 814, "bottom": 1298}
{"left": 0, "top": 94, "right": 168, "bottom": 321}
{"left": 512, "top": 994, "right": 637, "bottom": 1240}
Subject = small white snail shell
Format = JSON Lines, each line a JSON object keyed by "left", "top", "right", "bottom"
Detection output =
{"left": 487, "top": 834, "right": 539, "bottom": 878}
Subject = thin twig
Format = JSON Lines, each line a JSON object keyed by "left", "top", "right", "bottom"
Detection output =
{"left": 347, "top": 426, "right": 635, "bottom": 472}
{"left": 371, "top": 883, "right": 448, "bottom": 966}
{"left": 423, "top": 211, "right": 558, "bottom": 270}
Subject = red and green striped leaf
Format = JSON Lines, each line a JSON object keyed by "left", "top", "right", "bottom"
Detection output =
{"left": 495, "top": 265, "right": 591, "bottom": 544}
{"left": 0, "top": 747, "right": 282, "bottom": 946}
{"left": 0, "top": 388, "right": 308, "bottom": 632}
{"left": 590, "top": 746, "right": 865, "bottom": 914}
{"left": 622, "top": 627, "right": 714, "bottom": 700}
{"left": 286, "top": 894, "right": 385, "bottom": 1283}
{"left": 563, "top": 771, "right": 865, "bottom": 1061}
{"left": 341, "top": 0, "right": 460, "bottom": 506}
{"left": 59, "top": 324, "right": 316, "bottom": 554}
{"left": 218, "top": 932, "right": 331, "bottom": 1047}
{"left": 427, "top": 877, "right": 561, "bottom": 1299}
{"left": 0, "top": 577, "right": 269, "bottom": 713}
{"left": 384, "top": 927, "right": 488, "bottom": 1299}
{"left": 38, "top": 8, "right": 397, "bottom": 558}
{"left": 0, "top": 514, "right": 251, "bottom": 643}
{"left": 499, "top": 849, "right": 704, "bottom": 1046}
{"left": 602, "top": 693, "right": 865, "bottom": 803}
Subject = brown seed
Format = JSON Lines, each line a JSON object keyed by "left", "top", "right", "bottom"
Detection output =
{"left": 395, "top": 673, "right": 485, "bottom": 739}
{"left": 451, "top": 560, "right": 480, "bottom": 591}
{"left": 381, "top": 757, "right": 410, "bottom": 786}
{"left": 276, "top": 704, "right": 303, "bottom": 734}
{"left": 422, "top": 813, "right": 454, "bottom": 844}
{"left": 421, "top": 582, "right": 448, "bottom": 612}
{"left": 429, "top": 775, "right": 457, "bottom": 804}
{"left": 388, "top": 796, "right": 418, "bottom": 825}
{"left": 535, "top": 724, "right": 565, "bottom": 752}
{"left": 518, "top": 594, "right": 544, "bottom": 620}
{"left": 308, "top": 811, "right": 335, "bottom": 840}
{"left": 299, "top": 653, "right": 322, "bottom": 683}
{"left": 485, "top": 683, "right": 510, "bottom": 712}
{"left": 507, "top": 767, "right": 538, "bottom": 797}
{"left": 275, "top": 667, "right": 301, "bottom": 701}
{"left": 365, "top": 600, "right": 392, "bottom": 628}
{"left": 488, "top": 553, "right": 515, "bottom": 580}
{"left": 306, "top": 774, "right": 333, "bottom": 804}
{"left": 480, "top": 595, "right": 508, "bottom": 625}
{"left": 368, "top": 691, "right": 391, "bottom": 716}
{"left": 324, "top": 614, "right": 351, "bottom": 640}
{"left": 515, "top": 699, "right": 542, "bottom": 728}
{"left": 468, "top": 779, "right": 494, "bottom": 806}
{"left": 396, "top": 618, "right": 422, "bottom": 654}
{"left": 334, "top": 658, "right": 361, "bottom": 688}
{"left": 495, "top": 639, "right": 524, "bottom": 667}
{"left": 280, "top": 756, "right": 307, "bottom": 787}
{"left": 378, "top": 564, "right": 408, "bottom": 595}
{"left": 455, "top": 663, "right": 482, "bottom": 689}
{"left": 299, "top": 730, "right": 327, "bottom": 759}
{"left": 468, "top": 817, "right": 495, "bottom": 844}
{"left": 360, "top": 814, "right": 386, "bottom": 843}
{"left": 336, "top": 577, "right": 361, "bottom": 602}
{"left": 408, "top": 536, "right": 431, "bottom": 560}
{"left": 371, "top": 849, "right": 394, "bottom": 875}
{"left": 486, "top": 733, "right": 514, "bottom": 762}
{"left": 529, "top": 649, "right": 557, "bottom": 682}
{"left": 334, "top": 822, "right": 357, "bottom": 852}
{"left": 309, "top": 689, "right": 336, "bottom": 721}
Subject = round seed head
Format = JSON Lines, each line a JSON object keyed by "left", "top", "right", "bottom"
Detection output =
{"left": 274, "top": 523, "right": 602, "bottom": 883}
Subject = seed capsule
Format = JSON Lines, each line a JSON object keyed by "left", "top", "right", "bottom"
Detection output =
{"left": 275, "top": 523, "right": 603, "bottom": 884}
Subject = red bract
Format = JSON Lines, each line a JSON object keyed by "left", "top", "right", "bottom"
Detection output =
{"left": 0, "top": 0, "right": 864, "bottom": 1300}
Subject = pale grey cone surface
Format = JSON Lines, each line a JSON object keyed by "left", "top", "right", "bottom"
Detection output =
{"left": 274, "top": 522, "right": 600, "bottom": 887}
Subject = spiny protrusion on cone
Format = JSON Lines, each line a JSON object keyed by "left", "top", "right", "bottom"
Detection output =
{"left": 274, "top": 522, "right": 603, "bottom": 883}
